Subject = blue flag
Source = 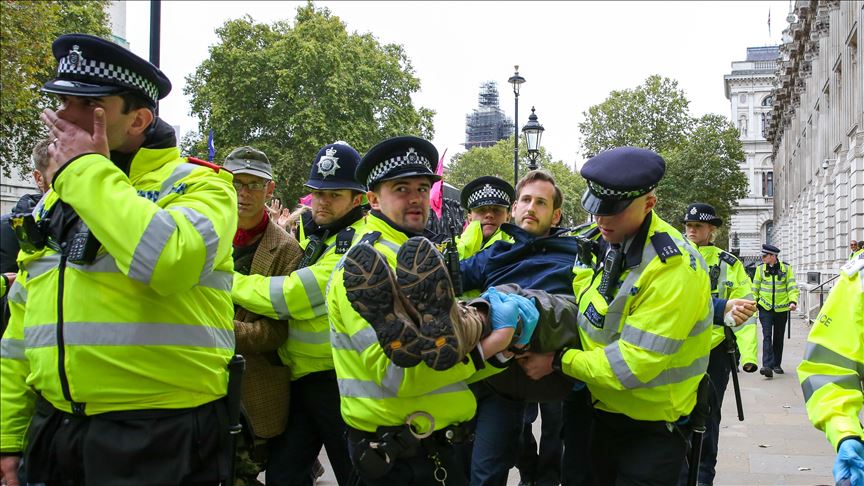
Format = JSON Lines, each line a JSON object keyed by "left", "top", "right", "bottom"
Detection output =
{"left": 207, "top": 129, "right": 215, "bottom": 161}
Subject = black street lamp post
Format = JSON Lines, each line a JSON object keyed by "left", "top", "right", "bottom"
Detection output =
{"left": 508, "top": 66, "right": 525, "bottom": 186}
{"left": 522, "top": 107, "right": 544, "bottom": 171}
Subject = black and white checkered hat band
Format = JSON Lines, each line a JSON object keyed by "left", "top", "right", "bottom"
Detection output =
{"left": 587, "top": 180, "right": 655, "bottom": 200}
{"left": 468, "top": 186, "right": 510, "bottom": 207}
{"left": 366, "top": 154, "right": 432, "bottom": 187}
{"left": 57, "top": 56, "right": 159, "bottom": 103}
{"left": 694, "top": 213, "right": 716, "bottom": 221}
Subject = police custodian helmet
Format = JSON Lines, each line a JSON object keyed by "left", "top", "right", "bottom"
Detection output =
{"left": 682, "top": 203, "right": 723, "bottom": 227}
{"left": 580, "top": 147, "right": 666, "bottom": 216}
{"left": 42, "top": 33, "right": 171, "bottom": 107}
{"left": 460, "top": 176, "right": 515, "bottom": 210}
{"left": 355, "top": 136, "right": 441, "bottom": 190}
{"left": 305, "top": 142, "right": 366, "bottom": 192}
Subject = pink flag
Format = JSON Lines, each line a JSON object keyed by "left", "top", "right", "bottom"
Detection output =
{"left": 299, "top": 193, "right": 312, "bottom": 206}
{"left": 429, "top": 148, "right": 448, "bottom": 218}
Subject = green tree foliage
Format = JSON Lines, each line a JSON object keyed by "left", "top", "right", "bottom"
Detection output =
{"left": 445, "top": 136, "right": 587, "bottom": 227}
{"left": 578, "top": 75, "right": 692, "bottom": 157}
{"left": 578, "top": 76, "right": 748, "bottom": 248}
{"left": 184, "top": 3, "right": 435, "bottom": 205}
{"left": 1, "top": 0, "right": 111, "bottom": 177}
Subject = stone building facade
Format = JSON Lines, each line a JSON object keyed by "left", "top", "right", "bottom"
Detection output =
{"left": 765, "top": 0, "right": 863, "bottom": 314}
{"left": 724, "top": 46, "right": 779, "bottom": 260}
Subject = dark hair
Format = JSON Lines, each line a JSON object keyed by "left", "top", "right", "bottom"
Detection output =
{"left": 515, "top": 170, "right": 563, "bottom": 210}
{"left": 31, "top": 138, "right": 53, "bottom": 173}
{"left": 119, "top": 92, "right": 155, "bottom": 114}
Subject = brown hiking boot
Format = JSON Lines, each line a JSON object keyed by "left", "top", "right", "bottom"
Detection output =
{"left": 343, "top": 242, "right": 425, "bottom": 367}
{"left": 396, "top": 237, "right": 486, "bottom": 370}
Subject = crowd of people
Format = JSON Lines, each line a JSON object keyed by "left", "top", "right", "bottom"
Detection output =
{"left": 0, "top": 33, "right": 862, "bottom": 486}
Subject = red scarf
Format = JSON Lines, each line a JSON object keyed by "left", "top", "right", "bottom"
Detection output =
{"left": 234, "top": 211, "right": 269, "bottom": 247}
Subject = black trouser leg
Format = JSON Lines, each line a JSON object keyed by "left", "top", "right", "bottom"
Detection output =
{"left": 562, "top": 386, "right": 594, "bottom": 486}
{"left": 536, "top": 401, "right": 563, "bottom": 486}
{"left": 772, "top": 311, "right": 788, "bottom": 367}
{"left": 698, "top": 345, "right": 731, "bottom": 485}
{"left": 516, "top": 403, "right": 540, "bottom": 483}
{"left": 759, "top": 309, "right": 775, "bottom": 368}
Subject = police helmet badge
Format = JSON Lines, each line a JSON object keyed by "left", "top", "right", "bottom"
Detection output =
{"left": 67, "top": 45, "right": 83, "bottom": 69}
{"left": 317, "top": 146, "right": 340, "bottom": 179}
{"left": 406, "top": 147, "right": 419, "bottom": 163}
{"left": 690, "top": 207, "right": 698, "bottom": 215}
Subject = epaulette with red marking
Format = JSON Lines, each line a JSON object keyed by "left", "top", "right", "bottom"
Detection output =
{"left": 187, "top": 157, "right": 221, "bottom": 173}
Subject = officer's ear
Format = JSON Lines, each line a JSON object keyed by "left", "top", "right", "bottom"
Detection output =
{"left": 127, "top": 106, "right": 155, "bottom": 137}
{"left": 351, "top": 191, "right": 364, "bottom": 208}
{"left": 644, "top": 192, "right": 657, "bottom": 213}
{"left": 366, "top": 190, "right": 381, "bottom": 210}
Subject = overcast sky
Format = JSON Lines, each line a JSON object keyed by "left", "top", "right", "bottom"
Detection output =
{"left": 124, "top": 0, "right": 789, "bottom": 167}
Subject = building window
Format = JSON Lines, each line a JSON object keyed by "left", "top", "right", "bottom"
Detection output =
{"left": 739, "top": 93, "right": 747, "bottom": 104}
{"left": 761, "top": 95, "right": 773, "bottom": 106}
{"left": 764, "top": 221, "right": 774, "bottom": 245}
{"left": 739, "top": 116, "right": 748, "bottom": 136}
{"left": 762, "top": 171, "right": 774, "bottom": 197}
{"left": 761, "top": 112, "right": 769, "bottom": 138}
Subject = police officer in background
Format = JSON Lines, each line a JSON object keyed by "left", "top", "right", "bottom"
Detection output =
{"left": 231, "top": 142, "right": 366, "bottom": 484}
{"left": 520, "top": 147, "right": 713, "bottom": 485}
{"left": 682, "top": 202, "right": 758, "bottom": 486}
{"left": 752, "top": 244, "right": 798, "bottom": 378}
{"left": 456, "top": 175, "right": 515, "bottom": 260}
{"left": 798, "top": 250, "right": 864, "bottom": 486}
{"left": 0, "top": 34, "right": 237, "bottom": 484}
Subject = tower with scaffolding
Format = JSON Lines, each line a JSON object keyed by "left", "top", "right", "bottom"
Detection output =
{"left": 464, "top": 81, "right": 512, "bottom": 149}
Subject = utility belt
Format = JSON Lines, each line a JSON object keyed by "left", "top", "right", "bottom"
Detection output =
{"left": 346, "top": 419, "right": 472, "bottom": 479}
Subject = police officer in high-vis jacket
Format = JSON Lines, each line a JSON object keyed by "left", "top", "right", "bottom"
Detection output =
{"left": 752, "top": 243, "right": 799, "bottom": 378}
{"left": 456, "top": 176, "right": 515, "bottom": 260}
{"left": 0, "top": 34, "right": 237, "bottom": 484}
{"left": 798, "top": 249, "right": 864, "bottom": 486}
{"left": 682, "top": 202, "right": 758, "bottom": 485}
{"left": 327, "top": 136, "right": 531, "bottom": 485}
{"left": 231, "top": 142, "right": 366, "bottom": 485}
{"left": 520, "top": 147, "right": 713, "bottom": 485}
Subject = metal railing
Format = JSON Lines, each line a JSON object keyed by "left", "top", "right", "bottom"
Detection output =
{"left": 806, "top": 273, "right": 841, "bottom": 324}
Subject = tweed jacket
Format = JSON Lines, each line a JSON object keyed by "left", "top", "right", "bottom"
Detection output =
{"left": 234, "top": 218, "right": 303, "bottom": 438}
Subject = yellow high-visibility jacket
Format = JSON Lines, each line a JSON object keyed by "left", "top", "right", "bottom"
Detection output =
{"left": 327, "top": 212, "right": 482, "bottom": 434}
{"left": 562, "top": 212, "right": 713, "bottom": 422}
{"left": 0, "top": 147, "right": 237, "bottom": 453}
{"left": 231, "top": 217, "right": 367, "bottom": 379}
{"left": 698, "top": 245, "right": 758, "bottom": 365}
{"left": 752, "top": 261, "right": 799, "bottom": 312}
{"left": 797, "top": 250, "right": 864, "bottom": 450}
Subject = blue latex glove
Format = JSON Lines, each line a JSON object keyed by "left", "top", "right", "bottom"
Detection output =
{"left": 482, "top": 287, "right": 539, "bottom": 346}
{"left": 834, "top": 439, "right": 864, "bottom": 486}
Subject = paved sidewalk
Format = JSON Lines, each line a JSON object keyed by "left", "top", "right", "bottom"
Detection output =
{"left": 309, "top": 315, "right": 840, "bottom": 485}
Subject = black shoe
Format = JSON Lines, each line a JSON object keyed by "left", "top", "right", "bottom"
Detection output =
{"left": 396, "top": 237, "right": 464, "bottom": 370}
{"left": 343, "top": 242, "right": 424, "bottom": 367}
{"left": 759, "top": 367, "right": 774, "bottom": 378}
{"left": 773, "top": 366, "right": 784, "bottom": 374}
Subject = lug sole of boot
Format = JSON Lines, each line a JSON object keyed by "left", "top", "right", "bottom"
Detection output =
{"left": 343, "top": 243, "right": 424, "bottom": 367}
{"left": 396, "top": 237, "right": 460, "bottom": 370}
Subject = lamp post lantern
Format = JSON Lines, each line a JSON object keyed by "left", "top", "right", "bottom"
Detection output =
{"left": 522, "top": 107, "right": 544, "bottom": 171}
{"left": 508, "top": 66, "right": 525, "bottom": 186}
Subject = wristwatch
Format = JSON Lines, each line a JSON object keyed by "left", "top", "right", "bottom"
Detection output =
{"left": 552, "top": 348, "right": 569, "bottom": 375}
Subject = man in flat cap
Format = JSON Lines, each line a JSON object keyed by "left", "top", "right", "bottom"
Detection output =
{"left": 682, "top": 202, "right": 758, "bottom": 485}
{"left": 231, "top": 141, "right": 367, "bottom": 485}
{"left": 0, "top": 34, "right": 237, "bottom": 484}
{"left": 456, "top": 175, "right": 515, "bottom": 260}
{"left": 520, "top": 147, "right": 714, "bottom": 485}
{"left": 222, "top": 146, "right": 303, "bottom": 486}
{"left": 752, "top": 243, "right": 799, "bottom": 378}
{"left": 326, "top": 136, "right": 536, "bottom": 485}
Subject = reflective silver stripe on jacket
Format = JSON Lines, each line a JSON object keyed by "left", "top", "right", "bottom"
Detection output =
{"left": 296, "top": 267, "right": 326, "bottom": 317}
{"left": 289, "top": 328, "right": 330, "bottom": 345}
{"left": 128, "top": 209, "right": 177, "bottom": 284}
{"left": 605, "top": 343, "right": 709, "bottom": 389}
{"left": 331, "top": 327, "right": 378, "bottom": 353}
{"left": 176, "top": 206, "right": 219, "bottom": 276}
{"left": 0, "top": 338, "right": 25, "bottom": 360}
{"left": 803, "top": 342, "right": 864, "bottom": 376}
{"left": 269, "top": 276, "right": 292, "bottom": 320}
{"left": 801, "top": 374, "right": 864, "bottom": 403}
{"left": 157, "top": 163, "right": 197, "bottom": 201}
{"left": 620, "top": 324, "right": 685, "bottom": 355}
{"left": 7, "top": 282, "right": 26, "bottom": 304}
{"left": 378, "top": 240, "right": 401, "bottom": 254}
{"left": 25, "top": 322, "right": 234, "bottom": 349}
{"left": 337, "top": 377, "right": 467, "bottom": 399}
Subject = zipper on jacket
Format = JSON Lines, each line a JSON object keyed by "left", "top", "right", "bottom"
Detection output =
{"left": 57, "top": 254, "right": 86, "bottom": 415}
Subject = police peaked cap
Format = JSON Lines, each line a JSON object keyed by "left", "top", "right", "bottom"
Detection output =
{"left": 356, "top": 136, "right": 441, "bottom": 189}
{"left": 305, "top": 142, "right": 365, "bottom": 192}
{"left": 43, "top": 33, "right": 171, "bottom": 106}
{"left": 682, "top": 203, "right": 723, "bottom": 227}
{"left": 579, "top": 147, "right": 666, "bottom": 216}
{"left": 762, "top": 244, "right": 781, "bottom": 255}
{"left": 461, "top": 176, "right": 515, "bottom": 210}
